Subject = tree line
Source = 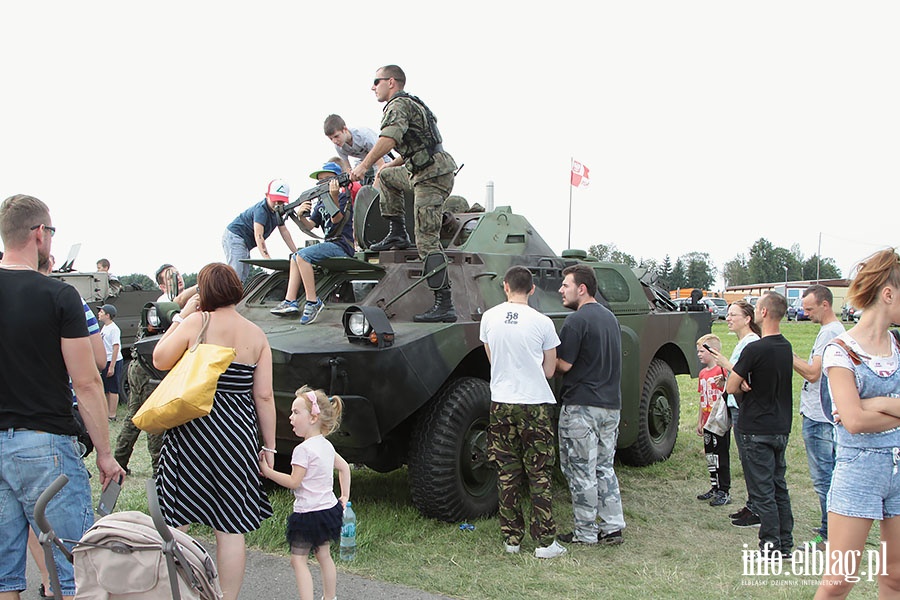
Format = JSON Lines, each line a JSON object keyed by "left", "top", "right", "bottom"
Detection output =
{"left": 588, "top": 238, "right": 841, "bottom": 292}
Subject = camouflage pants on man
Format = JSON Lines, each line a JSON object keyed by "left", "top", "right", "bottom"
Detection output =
{"left": 113, "top": 359, "right": 163, "bottom": 474}
{"left": 488, "top": 402, "right": 557, "bottom": 547}
{"left": 558, "top": 404, "right": 626, "bottom": 543}
{"left": 377, "top": 165, "right": 454, "bottom": 259}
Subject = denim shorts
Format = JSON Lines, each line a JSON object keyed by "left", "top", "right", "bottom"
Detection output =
{"left": 295, "top": 241, "right": 350, "bottom": 264}
{"left": 102, "top": 359, "right": 123, "bottom": 394}
{"left": 827, "top": 445, "right": 900, "bottom": 520}
{"left": 0, "top": 429, "right": 93, "bottom": 595}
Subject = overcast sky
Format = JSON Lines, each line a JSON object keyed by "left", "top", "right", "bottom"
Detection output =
{"left": 2, "top": 2, "right": 897, "bottom": 287}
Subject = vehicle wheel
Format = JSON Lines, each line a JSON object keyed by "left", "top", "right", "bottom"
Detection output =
{"left": 118, "top": 357, "right": 131, "bottom": 404}
{"left": 619, "top": 359, "right": 679, "bottom": 466}
{"left": 408, "top": 377, "right": 497, "bottom": 522}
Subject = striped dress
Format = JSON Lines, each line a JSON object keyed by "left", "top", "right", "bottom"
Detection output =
{"left": 156, "top": 362, "right": 273, "bottom": 533}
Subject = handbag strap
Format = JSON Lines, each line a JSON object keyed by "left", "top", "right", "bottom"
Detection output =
{"left": 190, "top": 311, "right": 211, "bottom": 352}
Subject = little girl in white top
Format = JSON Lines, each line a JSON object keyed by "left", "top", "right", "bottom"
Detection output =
{"left": 260, "top": 386, "right": 351, "bottom": 600}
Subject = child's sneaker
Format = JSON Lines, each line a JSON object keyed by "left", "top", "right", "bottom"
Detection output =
{"left": 300, "top": 298, "right": 324, "bottom": 325}
{"left": 805, "top": 533, "right": 826, "bottom": 552}
{"left": 697, "top": 488, "right": 717, "bottom": 501}
{"left": 270, "top": 299, "right": 299, "bottom": 315}
{"left": 534, "top": 540, "right": 567, "bottom": 558}
{"left": 709, "top": 490, "right": 732, "bottom": 507}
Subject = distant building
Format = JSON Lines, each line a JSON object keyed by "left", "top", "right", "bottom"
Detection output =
{"left": 724, "top": 278, "right": 851, "bottom": 315}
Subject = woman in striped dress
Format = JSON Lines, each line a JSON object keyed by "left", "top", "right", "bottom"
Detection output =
{"left": 153, "top": 262, "right": 276, "bottom": 600}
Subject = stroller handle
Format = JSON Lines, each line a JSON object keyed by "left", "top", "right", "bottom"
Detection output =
{"left": 34, "top": 474, "right": 69, "bottom": 534}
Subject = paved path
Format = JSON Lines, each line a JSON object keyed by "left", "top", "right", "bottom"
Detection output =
{"left": 26, "top": 538, "right": 456, "bottom": 599}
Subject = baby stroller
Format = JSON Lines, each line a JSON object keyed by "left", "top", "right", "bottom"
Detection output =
{"left": 34, "top": 476, "right": 222, "bottom": 599}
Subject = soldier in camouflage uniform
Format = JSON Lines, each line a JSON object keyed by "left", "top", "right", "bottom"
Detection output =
{"left": 350, "top": 64, "right": 458, "bottom": 323}
{"left": 556, "top": 264, "right": 626, "bottom": 546}
{"left": 479, "top": 266, "right": 566, "bottom": 558}
{"left": 114, "top": 264, "right": 196, "bottom": 475}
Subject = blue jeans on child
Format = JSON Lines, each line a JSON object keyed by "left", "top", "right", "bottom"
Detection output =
{"left": 294, "top": 241, "right": 350, "bottom": 264}
{"left": 0, "top": 429, "right": 93, "bottom": 596}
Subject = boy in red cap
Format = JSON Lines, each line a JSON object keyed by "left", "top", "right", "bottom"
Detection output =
{"left": 223, "top": 178, "right": 299, "bottom": 281}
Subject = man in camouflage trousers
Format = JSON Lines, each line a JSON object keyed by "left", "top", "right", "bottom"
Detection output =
{"left": 479, "top": 266, "right": 566, "bottom": 559}
{"left": 556, "top": 264, "right": 626, "bottom": 546}
{"left": 114, "top": 264, "right": 196, "bottom": 475}
{"left": 351, "top": 64, "right": 458, "bottom": 323}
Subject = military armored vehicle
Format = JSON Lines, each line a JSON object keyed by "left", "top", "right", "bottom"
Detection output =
{"left": 135, "top": 198, "right": 710, "bottom": 522}
{"left": 49, "top": 246, "right": 161, "bottom": 399}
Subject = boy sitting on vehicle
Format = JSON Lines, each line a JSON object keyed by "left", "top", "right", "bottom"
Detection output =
{"left": 271, "top": 162, "right": 358, "bottom": 324}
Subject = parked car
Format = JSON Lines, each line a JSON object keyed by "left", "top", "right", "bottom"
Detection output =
{"left": 852, "top": 307, "right": 863, "bottom": 322}
{"left": 842, "top": 304, "right": 855, "bottom": 322}
{"left": 787, "top": 298, "right": 801, "bottom": 321}
{"left": 706, "top": 297, "right": 728, "bottom": 320}
{"left": 744, "top": 295, "right": 760, "bottom": 307}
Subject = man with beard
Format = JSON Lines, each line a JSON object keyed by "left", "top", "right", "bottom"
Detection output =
{"left": 555, "top": 264, "right": 626, "bottom": 546}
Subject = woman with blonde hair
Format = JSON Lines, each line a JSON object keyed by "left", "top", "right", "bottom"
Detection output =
{"left": 815, "top": 249, "right": 900, "bottom": 597}
{"left": 153, "top": 262, "right": 277, "bottom": 600}
{"left": 709, "top": 299, "right": 762, "bottom": 526}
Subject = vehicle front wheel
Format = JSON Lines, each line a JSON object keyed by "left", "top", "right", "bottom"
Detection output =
{"left": 619, "top": 359, "right": 680, "bottom": 466}
{"left": 408, "top": 377, "right": 497, "bottom": 522}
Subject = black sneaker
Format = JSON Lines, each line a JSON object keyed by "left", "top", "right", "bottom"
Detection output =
{"left": 598, "top": 530, "right": 624, "bottom": 546}
{"left": 697, "top": 488, "right": 717, "bottom": 501}
{"left": 732, "top": 511, "right": 761, "bottom": 528}
{"left": 709, "top": 490, "right": 732, "bottom": 507}
{"left": 729, "top": 505, "right": 751, "bottom": 520}
{"left": 557, "top": 531, "right": 596, "bottom": 545}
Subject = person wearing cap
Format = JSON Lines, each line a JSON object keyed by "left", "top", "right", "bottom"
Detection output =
{"left": 350, "top": 64, "right": 459, "bottom": 323}
{"left": 223, "top": 178, "right": 299, "bottom": 282}
{"left": 271, "top": 162, "right": 358, "bottom": 324}
{"left": 115, "top": 263, "right": 198, "bottom": 475}
{"left": 98, "top": 303, "right": 123, "bottom": 420}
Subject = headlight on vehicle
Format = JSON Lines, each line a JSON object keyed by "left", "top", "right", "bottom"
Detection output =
{"left": 342, "top": 305, "right": 394, "bottom": 348}
{"left": 141, "top": 301, "right": 181, "bottom": 333}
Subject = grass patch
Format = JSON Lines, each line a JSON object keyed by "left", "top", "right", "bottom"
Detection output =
{"left": 97, "top": 320, "right": 885, "bottom": 599}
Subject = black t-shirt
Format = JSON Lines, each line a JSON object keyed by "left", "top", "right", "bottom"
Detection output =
{"left": 732, "top": 333, "right": 794, "bottom": 434}
{"left": 0, "top": 269, "right": 89, "bottom": 435}
{"left": 557, "top": 302, "right": 622, "bottom": 409}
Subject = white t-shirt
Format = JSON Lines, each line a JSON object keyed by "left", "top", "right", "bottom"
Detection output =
{"left": 726, "top": 332, "right": 760, "bottom": 408}
{"left": 799, "top": 320, "right": 846, "bottom": 421}
{"left": 823, "top": 332, "right": 900, "bottom": 378}
{"left": 291, "top": 435, "right": 339, "bottom": 514}
{"left": 479, "top": 301, "right": 559, "bottom": 405}
{"left": 101, "top": 321, "right": 121, "bottom": 362}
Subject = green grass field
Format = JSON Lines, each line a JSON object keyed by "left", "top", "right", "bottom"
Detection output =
{"left": 101, "top": 320, "right": 885, "bottom": 599}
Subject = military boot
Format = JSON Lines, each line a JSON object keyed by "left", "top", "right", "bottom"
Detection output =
{"left": 370, "top": 216, "right": 411, "bottom": 251}
{"left": 414, "top": 287, "right": 458, "bottom": 323}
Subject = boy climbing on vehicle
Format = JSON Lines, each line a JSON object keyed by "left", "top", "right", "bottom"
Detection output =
{"left": 271, "top": 161, "right": 358, "bottom": 324}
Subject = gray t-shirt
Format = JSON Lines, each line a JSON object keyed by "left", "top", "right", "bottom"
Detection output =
{"left": 800, "top": 320, "right": 845, "bottom": 422}
{"left": 335, "top": 127, "right": 391, "bottom": 167}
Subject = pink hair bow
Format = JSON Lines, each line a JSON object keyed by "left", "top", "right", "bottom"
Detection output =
{"left": 306, "top": 391, "right": 320, "bottom": 416}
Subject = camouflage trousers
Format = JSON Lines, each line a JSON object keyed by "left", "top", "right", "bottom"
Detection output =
{"left": 377, "top": 166, "right": 454, "bottom": 259}
{"left": 113, "top": 358, "right": 163, "bottom": 475}
{"left": 558, "top": 404, "right": 625, "bottom": 543}
{"left": 487, "top": 402, "right": 557, "bottom": 547}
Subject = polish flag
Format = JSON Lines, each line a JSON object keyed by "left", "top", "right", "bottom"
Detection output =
{"left": 571, "top": 161, "right": 590, "bottom": 187}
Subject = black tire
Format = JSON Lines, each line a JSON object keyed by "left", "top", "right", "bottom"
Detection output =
{"left": 619, "top": 359, "right": 679, "bottom": 466}
{"left": 408, "top": 377, "right": 497, "bottom": 522}
{"left": 118, "top": 357, "right": 131, "bottom": 404}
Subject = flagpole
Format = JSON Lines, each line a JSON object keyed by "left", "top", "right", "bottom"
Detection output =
{"left": 568, "top": 156, "right": 573, "bottom": 250}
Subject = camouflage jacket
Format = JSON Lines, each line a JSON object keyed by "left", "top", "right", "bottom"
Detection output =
{"left": 381, "top": 92, "right": 456, "bottom": 178}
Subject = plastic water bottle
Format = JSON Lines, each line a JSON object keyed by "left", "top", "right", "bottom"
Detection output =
{"left": 340, "top": 502, "right": 357, "bottom": 561}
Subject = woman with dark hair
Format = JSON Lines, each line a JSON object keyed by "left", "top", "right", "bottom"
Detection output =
{"left": 708, "top": 299, "right": 762, "bottom": 526}
{"left": 152, "top": 262, "right": 276, "bottom": 600}
{"left": 815, "top": 249, "right": 900, "bottom": 597}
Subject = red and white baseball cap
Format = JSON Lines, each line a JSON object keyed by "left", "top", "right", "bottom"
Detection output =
{"left": 266, "top": 179, "right": 290, "bottom": 203}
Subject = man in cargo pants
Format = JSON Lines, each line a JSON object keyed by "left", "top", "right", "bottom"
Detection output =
{"left": 556, "top": 264, "right": 626, "bottom": 546}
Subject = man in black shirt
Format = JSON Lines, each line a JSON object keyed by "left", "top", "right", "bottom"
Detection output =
{"left": 727, "top": 291, "right": 794, "bottom": 559}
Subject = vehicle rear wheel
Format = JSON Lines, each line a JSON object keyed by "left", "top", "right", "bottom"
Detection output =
{"left": 619, "top": 359, "right": 679, "bottom": 466}
{"left": 408, "top": 377, "right": 497, "bottom": 522}
{"left": 119, "top": 357, "right": 131, "bottom": 404}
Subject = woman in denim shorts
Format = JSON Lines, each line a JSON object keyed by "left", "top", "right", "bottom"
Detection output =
{"left": 816, "top": 249, "right": 900, "bottom": 597}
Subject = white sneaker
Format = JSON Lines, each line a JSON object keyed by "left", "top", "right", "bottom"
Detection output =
{"left": 534, "top": 540, "right": 567, "bottom": 559}
{"left": 505, "top": 544, "right": 520, "bottom": 554}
